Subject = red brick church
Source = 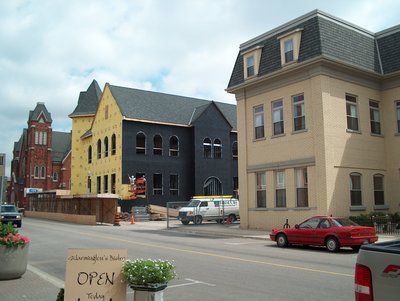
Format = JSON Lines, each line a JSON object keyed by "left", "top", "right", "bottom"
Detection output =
{"left": 9, "top": 102, "right": 71, "bottom": 207}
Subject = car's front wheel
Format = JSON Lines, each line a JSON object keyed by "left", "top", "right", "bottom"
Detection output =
{"left": 276, "top": 234, "right": 288, "bottom": 248}
{"left": 325, "top": 237, "right": 339, "bottom": 252}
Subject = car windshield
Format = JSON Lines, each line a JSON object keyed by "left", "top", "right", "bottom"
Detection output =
{"left": 1, "top": 205, "right": 17, "bottom": 213}
{"left": 331, "top": 218, "right": 359, "bottom": 227}
{"left": 187, "top": 199, "right": 201, "bottom": 207}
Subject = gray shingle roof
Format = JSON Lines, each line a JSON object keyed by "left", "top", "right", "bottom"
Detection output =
{"left": 69, "top": 80, "right": 102, "bottom": 117}
{"left": 377, "top": 28, "right": 400, "bottom": 74}
{"left": 52, "top": 131, "right": 71, "bottom": 163}
{"left": 108, "top": 85, "right": 237, "bottom": 130}
{"left": 28, "top": 102, "right": 52, "bottom": 123}
{"left": 227, "top": 10, "right": 400, "bottom": 89}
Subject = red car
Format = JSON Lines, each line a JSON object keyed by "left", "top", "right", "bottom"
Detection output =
{"left": 270, "top": 216, "right": 378, "bottom": 252}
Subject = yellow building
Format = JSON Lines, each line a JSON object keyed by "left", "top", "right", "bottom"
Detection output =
{"left": 227, "top": 10, "right": 400, "bottom": 230}
{"left": 69, "top": 81, "right": 238, "bottom": 211}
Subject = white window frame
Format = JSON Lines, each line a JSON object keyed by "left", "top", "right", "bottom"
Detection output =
{"left": 153, "top": 173, "right": 163, "bottom": 195}
{"left": 369, "top": 100, "right": 381, "bottom": 135}
{"left": 293, "top": 94, "right": 305, "bottom": 132}
{"left": 278, "top": 28, "right": 303, "bottom": 66}
{"left": 254, "top": 105, "right": 265, "bottom": 139}
{"left": 350, "top": 173, "right": 362, "bottom": 206}
{"left": 346, "top": 94, "right": 359, "bottom": 132}
{"left": 284, "top": 39, "right": 294, "bottom": 63}
{"left": 296, "top": 167, "right": 308, "bottom": 207}
{"left": 272, "top": 100, "right": 284, "bottom": 136}
{"left": 246, "top": 55, "right": 255, "bottom": 77}
{"left": 373, "top": 174, "right": 384, "bottom": 206}
{"left": 169, "top": 174, "right": 179, "bottom": 196}
{"left": 256, "top": 171, "right": 267, "bottom": 208}
{"left": 243, "top": 46, "right": 263, "bottom": 79}
{"left": 275, "top": 170, "right": 286, "bottom": 208}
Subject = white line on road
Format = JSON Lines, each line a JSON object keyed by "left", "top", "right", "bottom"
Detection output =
{"left": 168, "top": 278, "right": 217, "bottom": 289}
{"left": 27, "top": 264, "right": 65, "bottom": 288}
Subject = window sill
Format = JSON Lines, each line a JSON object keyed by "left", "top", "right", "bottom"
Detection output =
{"left": 293, "top": 206, "right": 313, "bottom": 211}
{"left": 282, "top": 60, "right": 298, "bottom": 67}
{"left": 291, "top": 129, "right": 308, "bottom": 135}
{"left": 253, "top": 137, "right": 266, "bottom": 142}
{"left": 350, "top": 205, "right": 366, "bottom": 211}
{"left": 346, "top": 129, "right": 361, "bottom": 134}
{"left": 271, "top": 133, "right": 286, "bottom": 139}
{"left": 370, "top": 133, "right": 384, "bottom": 138}
{"left": 244, "top": 74, "right": 258, "bottom": 81}
{"left": 373, "top": 205, "right": 389, "bottom": 210}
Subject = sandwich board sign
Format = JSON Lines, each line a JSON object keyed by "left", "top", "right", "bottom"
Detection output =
{"left": 64, "top": 249, "right": 127, "bottom": 301}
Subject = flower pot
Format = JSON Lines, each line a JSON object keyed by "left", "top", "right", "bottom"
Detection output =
{"left": 0, "top": 244, "right": 29, "bottom": 280}
{"left": 130, "top": 283, "right": 167, "bottom": 301}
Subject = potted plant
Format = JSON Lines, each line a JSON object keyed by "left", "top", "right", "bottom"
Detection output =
{"left": 0, "top": 223, "right": 30, "bottom": 280}
{"left": 122, "top": 258, "right": 176, "bottom": 301}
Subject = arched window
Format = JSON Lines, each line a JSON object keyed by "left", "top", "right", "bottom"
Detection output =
{"left": 88, "top": 146, "right": 92, "bottom": 164}
{"left": 153, "top": 135, "right": 163, "bottom": 155}
{"left": 34, "top": 166, "right": 39, "bottom": 178}
{"left": 232, "top": 141, "right": 238, "bottom": 160}
{"left": 373, "top": 174, "right": 384, "bottom": 205}
{"left": 104, "top": 136, "right": 109, "bottom": 157}
{"left": 111, "top": 134, "right": 116, "bottom": 155}
{"left": 136, "top": 133, "right": 146, "bottom": 154}
{"left": 169, "top": 136, "right": 179, "bottom": 157}
{"left": 97, "top": 139, "right": 102, "bottom": 159}
{"left": 52, "top": 172, "right": 58, "bottom": 182}
{"left": 203, "top": 138, "right": 212, "bottom": 158}
{"left": 349, "top": 173, "right": 362, "bottom": 206}
{"left": 203, "top": 177, "right": 222, "bottom": 196}
{"left": 40, "top": 166, "right": 46, "bottom": 179}
{"left": 213, "top": 138, "right": 222, "bottom": 159}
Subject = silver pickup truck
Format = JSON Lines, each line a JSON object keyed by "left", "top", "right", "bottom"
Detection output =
{"left": 355, "top": 240, "right": 400, "bottom": 301}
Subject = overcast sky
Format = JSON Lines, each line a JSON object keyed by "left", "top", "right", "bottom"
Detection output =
{"left": 1, "top": 0, "right": 400, "bottom": 177}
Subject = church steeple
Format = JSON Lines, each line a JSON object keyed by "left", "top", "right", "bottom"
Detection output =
{"left": 28, "top": 102, "right": 53, "bottom": 124}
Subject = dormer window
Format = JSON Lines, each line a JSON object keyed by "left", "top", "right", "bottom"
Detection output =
{"left": 284, "top": 39, "right": 294, "bottom": 63}
{"left": 246, "top": 56, "right": 255, "bottom": 77}
{"left": 243, "top": 46, "right": 263, "bottom": 79}
{"left": 278, "top": 28, "right": 303, "bottom": 66}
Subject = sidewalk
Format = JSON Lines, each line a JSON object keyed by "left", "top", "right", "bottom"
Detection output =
{"left": 1, "top": 220, "right": 398, "bottom": 301}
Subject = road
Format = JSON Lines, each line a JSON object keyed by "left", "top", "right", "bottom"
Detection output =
{"left": 19, "top": 218, "right": 357, "bottom": 301}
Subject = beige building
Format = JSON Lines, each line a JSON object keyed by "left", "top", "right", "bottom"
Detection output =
{"left": 227, "top": 10, "right": 400, "bottom": 230}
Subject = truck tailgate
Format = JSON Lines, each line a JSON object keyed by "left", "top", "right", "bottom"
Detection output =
{"left": 356, "top": 240, "right": 400, "bottom": 301}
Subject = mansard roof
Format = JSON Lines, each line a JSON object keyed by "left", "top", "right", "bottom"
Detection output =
{"left": 227, "top": 9, "right": 400, "bottom": 89}
{"left": 28, "top": 102, "right": 52, "bottom": 123}
{"left": 69, "top": 80, "right": 102, "bottom": 117}
{"left": 108, "top": 84, "right": 237, "bottom": 131}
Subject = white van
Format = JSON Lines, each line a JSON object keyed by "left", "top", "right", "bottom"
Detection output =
{"left": 178, "top": 196, "right": 239, "bottom": 225}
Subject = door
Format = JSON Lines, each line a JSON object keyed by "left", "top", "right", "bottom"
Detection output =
{"left": 289, "top": 217, "right": 321, "bottom": 245}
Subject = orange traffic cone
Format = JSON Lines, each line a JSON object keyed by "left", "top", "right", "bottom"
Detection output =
{"left": 131, "top": 214, "right": 135, "bottom": 225}
{"left": 114, "top": 214, "right": 120, "bottom": 226}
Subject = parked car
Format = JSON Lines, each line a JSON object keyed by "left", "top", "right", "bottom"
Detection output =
{"left": 178, "top": 196, "right": 239, "bottom": 225}
{"left": 0, "top": 204, "right": 22, "bottom": 227}
{"left": 270, "top": 216, "right": 378, "bottom": 252}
